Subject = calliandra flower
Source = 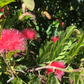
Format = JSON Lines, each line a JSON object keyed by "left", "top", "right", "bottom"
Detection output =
{"left": 22, "top": 28, "right": 36, "bottom": 40}
{"left": 0, "top": 7, "right": 5, "bottom": 19}
{"left": 56, "top": 18, "right": 65, "bottom": 28}
{"left": 46, "top": 62, "right": 65, "bottom": 77}
{"left": 56, "top": 18, "right": 59, "bottom": 21}
{"left": 0, "top": 29, "right": 26, "bottom": 53}
{"left": 61, "top": 22, "right": 66, "bottom": 28}
{"left": 62, "top": 22, "right": 64, "bottom": 26}
{"left": 0, "top": 7, "right": 5, "bottom": 12}
{"left": 51, "top": 36, "right": 59, "bottom": 43}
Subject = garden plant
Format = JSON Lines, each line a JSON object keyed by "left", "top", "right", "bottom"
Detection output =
{"left": 0, "top": 0, "right": 84, "bottom": 84}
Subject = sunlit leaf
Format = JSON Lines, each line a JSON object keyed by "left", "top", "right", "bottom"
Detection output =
{"left": 39, "top": 26, "right": 76, "bottom": 63}
{"left": 22, "top": 0, "right": 35, "bottom": 11}
{"left": 13, "top": 77, "right": 24, "bottom": 84}
{"left": 69, "top": 72, "right": 80, "bottom": 84}
{"left": 0, "top": 0, "right": 15, "bottom": 8}
{"left": 14, "top": 65, "right": 27, "bottom": 73}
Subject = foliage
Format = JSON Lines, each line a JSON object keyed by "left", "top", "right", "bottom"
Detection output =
{"left": 22, "top": 0, "right": 35, "bottom": 11}
{"left": 0, "top": 0, "right": 84, "bottom": 84}
{"left": 0, "top": 0, "right": 15, "bottom": 8}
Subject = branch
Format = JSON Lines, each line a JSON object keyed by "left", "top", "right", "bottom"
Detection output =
{"left": 7, "top": 77, "right": 14, "bottom": 83}
{"left": 1, "top": 53, "right": 15, "bottom": 83}
{"left": 26, "top": 66, "right": 82, "bottom": 73}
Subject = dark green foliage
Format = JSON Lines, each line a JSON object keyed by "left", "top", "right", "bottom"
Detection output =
{"left": 46, "top": 72, "right": 60, "bottom": 84}
{"left": 1, "top": 0, "right": 84, "bottom": 84}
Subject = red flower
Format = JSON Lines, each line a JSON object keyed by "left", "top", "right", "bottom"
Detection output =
{"left": 0, "top": 7, "right": 5, "bottom": 12}
{"left": 0, "top": 7, "right": 5, "bottom": 19}
{"left": 0, "top": 14, "right": 5, "bottom": 19}
{"left": 46, "top": 62, "right": 65, "bottom": 77}
{"left": 56, "top": 18, "right": 65, "bottom": 28}
{"left": 0, "top": 29, "right": 26, "bottom": 53}
{"left": 22, "top": 28, "right": 36, "bottom": 40}
{"left": 62, "top": 22, "right": 64, "bottom": 26}
{"left": 56, "top": 18, "right": 59, "bottom": 21}
{"left": 51, "top": 36, "right": 59, "bottom": 43}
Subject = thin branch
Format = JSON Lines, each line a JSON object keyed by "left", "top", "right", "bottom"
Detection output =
{"left": 27, "top": 66, "right": 82, "bottom": 73}
{"left": 1, "top": 53, "right": 15, "bottom": 83}
{"left": 7, "top": 77, "right": 14, "bottom": 83}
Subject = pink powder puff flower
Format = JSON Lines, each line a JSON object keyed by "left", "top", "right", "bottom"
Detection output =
{"left": 51, "top": 36, "right": 59, "bottom": 43}
{"left": 61, "top": 22, "right": 66, "bottom": 28}
{"left": 0, "top": 29, "right": 26, "bottom": 53}
{"left": 46, "top": 62, "right": 65, "bottom": 77}
{"left": 56, "top": 18, "right": 59, "bottom": 21}
{"left": 62, "top": 22, "right": 64, "bottom": 26}
{"left": 22, "top": 28, "right": 36, "bottom": 40}
{"left": 0, "top": 7, "right": 5, "bottom": 19}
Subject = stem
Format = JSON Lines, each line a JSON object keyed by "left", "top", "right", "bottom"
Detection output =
{"left": 26, "top": 40, "right": 29, "bottom": 59}
{"left": 7, "top": 78, "right": 14, "bottom": 83}
{"left": 1, "top": 53, "right": 15, "bottom": 83}
{"left": 66, "top": 64, "right": 70, "bottom": 69}
{"left": 27, "top": 66, "right": 82, "bottom": 73}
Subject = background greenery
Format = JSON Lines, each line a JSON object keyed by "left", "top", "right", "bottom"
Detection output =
{"left": 0, "top": 0, "right": 84, "bottom": 84}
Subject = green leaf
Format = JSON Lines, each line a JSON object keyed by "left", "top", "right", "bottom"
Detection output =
{"left": 69, "top": 72, "right": 80, "bottom": 84}
{"left": 38, "top": 64, "right": 46, "bottom": 67}
{"left": 0, "top": 0, "right": 15, "bottom": 8}
{"left": 66, "top": 34, "right": 84, "bottom": 63}
{"left": 6, "top": 51, "right": 15, "bottom": 60}
{"left": 4, "top": 8, "right": 22, "bottom": 28}
{"left": 81, "top": 68, "right": 84, "bottom": 76}
{"left": 6, "top": 50, "right": 20, "bottom": 60}
{"left": 46, "top": 72, "right": 60, "bottom": 84}
{"left": 39, "top": 47, "right": 44, "bottom": 59}
{"left": 36, "top": 56, "right": 40, "bottom": 64}
{"left": 15, "top": 57, "right": 24, "bottom": 62}
{"left": 79, "top": 69, "right": 84, "bottom": 83}
{"left": 13, "top": 77, "right": 25, "bottom": 84}
{"left": 44, "top": 41, "right": 53, "bottom": 54}
{"left": 21, "top": 15, "right": 32, "bottom": 21}
{"left": 39, "top": 41, "right": 53, "bottom": 63}
{"left": 55, "top": 55, "right": 65, "bottom": 60}
{"left": 0, "top": 19, "right": 5, "bottom": 39}
{"left": 77, "top": 0, "right": 81, "bottom": 3}
{"left": 28, "top": 75, "right": 41, "bottom": 84}
{"left": 14, "top": 65, "right": 27, "bottom": 73}
{"left": 0, "top": 25, "right": 2, "bottom": 39}
{"left": 0, "top": 68, "right": 3, "bottom": 72}
{"left": 18, "top": 9, "right": 22, "bottom": 19}
{"left": 23, "top": 0, "right": 35, "bottom": 11}
{"left": 0, "top": 12, "right": 4, "bottom": 17}
{"left": 52, "top": 26, "right": 76, "bottom": 58}
{"left": 65, "top": 26, "right": 76, "bottom": 38}
{"left": 39, "top": 26, "right": 76, "bottom": 63}
{"left": 4, "top": 15, "right": 17, "bottom": 28}
{"left": 67, "top": 66, "right": 73, "bottom": 70}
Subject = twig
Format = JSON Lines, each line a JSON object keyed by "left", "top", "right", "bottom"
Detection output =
{"left": 27, "top": 66, "right": 82, "bottom": 73}
{"left": 7, "top": 77, "right": 14, "bottom": 83}
{"left": 1, "top": 53, "right": 15, "bottom": 83}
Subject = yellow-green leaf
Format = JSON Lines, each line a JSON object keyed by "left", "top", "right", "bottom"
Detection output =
{"left": 0, "top": 0, "right": 15, "bottom": 8}
{"left": 22, "top": 0, "right": 35, "bottom": 11}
